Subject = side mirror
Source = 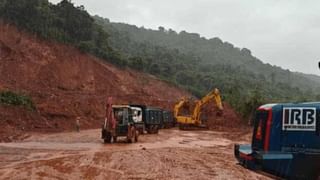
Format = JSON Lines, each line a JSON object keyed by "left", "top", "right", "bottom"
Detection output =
{"left": 319, "top": 62, "right": 320, "bottom": 69}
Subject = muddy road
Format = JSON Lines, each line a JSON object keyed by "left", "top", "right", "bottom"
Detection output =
{"left": 0, "top": 129, "right": 271, "bottom": 180}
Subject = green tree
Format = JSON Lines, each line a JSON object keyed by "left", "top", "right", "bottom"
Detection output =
{"left": 128, "top": 56, "right": 145, "bottom": 70}
{"left": 149, "top": 63, "right": 160, "bottom": 74}
{"left": 240, "top": 89, "right": 265, "bottom": 123}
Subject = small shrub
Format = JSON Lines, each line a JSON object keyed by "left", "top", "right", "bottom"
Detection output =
{"left": 0, "top": 91, "right": 36, "bottom": 110}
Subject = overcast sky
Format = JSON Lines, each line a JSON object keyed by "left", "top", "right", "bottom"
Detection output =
{"left": 49, "top": 0, "right": 320, "bottom": 75}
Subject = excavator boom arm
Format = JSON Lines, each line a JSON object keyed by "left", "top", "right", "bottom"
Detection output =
{"left": 173, "top": 97, "right": 187, "bottom": 118}
{"left": 192, "top": 88, "right": 223, "bottom": 124}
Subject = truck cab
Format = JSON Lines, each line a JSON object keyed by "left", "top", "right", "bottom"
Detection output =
{"left": 128, "top": 105, "right": 163, "bottom": 134}
{"left": 102, "top": 105, "right": 144, "bottom": 143}
{"left": 235, "top": 103, "right": 320, "bottom": 179}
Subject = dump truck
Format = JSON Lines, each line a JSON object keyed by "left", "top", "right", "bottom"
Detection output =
{"left": 235, "top": 103, "right": 320, "bottom": 179}
{"left": 130, "top": 105, "right": 163, "bottom": 134}
{"left": 174, "top": 88, "right": 223, "bottom": 129}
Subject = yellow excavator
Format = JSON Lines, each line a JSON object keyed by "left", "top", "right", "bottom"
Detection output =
{"left": 174, "top": 88, "right": 223, "bottom": 129}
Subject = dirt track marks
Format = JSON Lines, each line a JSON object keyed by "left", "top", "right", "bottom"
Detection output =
{"left": 0, "top": 129, "right": 271, "bottom": 180}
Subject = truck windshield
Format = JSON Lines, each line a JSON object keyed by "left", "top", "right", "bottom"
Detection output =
{"left": 252, "top": 110, "right": 269, "bottom": 151}
{"left": 114, "top": 108, "right": 129, "bottom": 125}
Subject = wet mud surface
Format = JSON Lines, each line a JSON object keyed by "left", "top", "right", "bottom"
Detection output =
{"left": 0, "top": 129, "right": 271, "bottom": 180}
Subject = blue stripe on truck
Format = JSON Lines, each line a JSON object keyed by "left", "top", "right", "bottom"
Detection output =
{"left": 262, "top": 153, "right": 293, "bottom": 160}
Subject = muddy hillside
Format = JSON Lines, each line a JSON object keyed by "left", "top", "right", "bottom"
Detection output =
{"left": 0, "top": 23, "right": 241, "bottom": 141}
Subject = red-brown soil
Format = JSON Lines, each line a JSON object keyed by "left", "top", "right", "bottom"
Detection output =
{"left": 204, "top": 102, "right": 244, "bottom": 131}
{"left": 0, "top": 129, "right": 270, "bottom": 180}
{"left": 0, "top": 22, "right": 243, "bottom": 141}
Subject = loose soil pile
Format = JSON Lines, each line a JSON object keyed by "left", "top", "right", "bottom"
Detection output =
{"left": 203, "top": 102, "right": 244, "bottom": 130}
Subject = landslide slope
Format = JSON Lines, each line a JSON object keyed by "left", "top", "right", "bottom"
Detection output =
{"left": 0, "top": 23, "right": 191, "bottom": 140}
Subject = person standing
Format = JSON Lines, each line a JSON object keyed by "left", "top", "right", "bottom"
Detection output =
{"left": 76, "top": 117, "right": 80, "bottom": 132}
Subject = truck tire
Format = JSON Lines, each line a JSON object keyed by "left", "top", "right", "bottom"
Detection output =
{"left": 131, "top": 128, "right": 137, "bottom": 143}
{"left": 149, "top": 125, "right": 153, "bottom": 134}
{"left": 127, "top": 126, "right": 136, "bottom": 143}
{"left": 128, "top": 135, "right": 135, "bottom": 143}
{"left": 104, "top": 137, "right": 111, "bottom": 143}
{"left": 151, "top": 126, "right": 156, "bottom": 134}
{"left": 104, "top": 132, "right": 112, "bottom": 143}
{"left": 113, "top": 136, "right": 117, "bottom": 143}
{"left": 146, "top": 125, "right": 152, "bottom": 134}
{"left": 141, "top": 125, "right": 146, "bottom": 135}
{"left": 139, "top": 128, "right": 144, "bottom": 135}
{"left": 135, "top": 130, "right": 139, "bottom": 142}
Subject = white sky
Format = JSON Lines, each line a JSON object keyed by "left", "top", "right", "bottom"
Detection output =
{"left": 49, "top": 0, "right": 320, "bottom": 75}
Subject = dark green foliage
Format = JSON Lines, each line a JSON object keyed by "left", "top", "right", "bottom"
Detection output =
{"left": 128, "top": 56, "right": 145, "bottom": 71}
{"left": 94, "top": 16, "right": 320, "bottom": 120}
{"left": 0, "top": 91, "right": 36, "bottom": 110}
{"left": 77, "top": 40, "right": 95, "bottom": 53}
{"left": 53, "top": 1, "right": 93, "bottom": 43}
{"left": 149, "top": 63, "right": 160, "bottom": 74}
{"left": 175, "top": 71, "right": 195, "bottom": 86}
{"left": 96, "top": 17, "right": 320, "bottom": 91}
{"left": 0, "top": 0, "right": 123, "bottom": 66}
{"left": 239, "top": 89, "right": 265, "bottom": 120}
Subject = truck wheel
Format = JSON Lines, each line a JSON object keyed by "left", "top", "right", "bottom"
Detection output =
{"left": 131, "top": 128, "right": 136, "bottom": 143}
{"left": 141, "top": 125, "right": 146, "bottom": 135}
{"left": 104, "top": 137, "right": 111, "bottom": 143}
{"left": 134, "top": 130, "right": 139, "bottom": 142}
{"left": 146, "top": 126, "right": 151, "bottom": 134}
{"left": 127, "top": 137, "right": 132, "bottom": 143}
{"left": 139, "top": 128, "right": 144, "bottom": 135}
{"left": 128, "top": 135, "right": 135, "bottom": 143}
{"left": 152, "top": 126, "right": 156, "bottom": 134}
{"left": 112, "top": 136, "right": 117, "bottom": 143}
{"left": 127, "top": 127, "right": 136, "bottom": 143}
{"left": 149, "top": 125, "right": 153, "bottom": 134}
{"left": 104, "top": 132, "right": 112, "bottom": 143}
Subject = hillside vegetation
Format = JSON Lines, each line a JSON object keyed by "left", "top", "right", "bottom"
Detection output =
{"left": 1, "top": 0, "right": 320, "bottom": 119}
{"left": 94, "top": 16, "right": 320, "bottom": 117}
{"left": 0, "top": 91, "right": 36, "bottom": 110}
